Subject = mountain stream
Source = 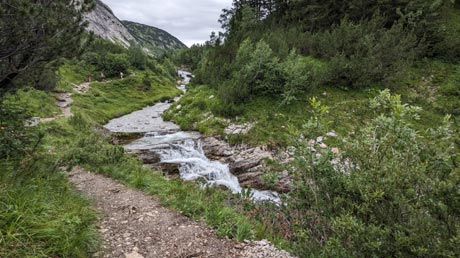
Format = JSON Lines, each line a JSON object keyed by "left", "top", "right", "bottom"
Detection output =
{"left": 104, "top": 70, "right": 280, "bottom": 203}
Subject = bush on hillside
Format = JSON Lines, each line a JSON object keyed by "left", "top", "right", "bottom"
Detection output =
{"left": 0, "top": 102, "right": 38, "bottom": 161}
{"left": 34, "top": 68, "right": 60, "bottom": 92}
{"left": 307, "top": 18, "right": 419, "bottom": 88}
{"left": 100, "top": 53, "right": 130, "bottom": 77}
{"left": 128, "top": 45, "right": 148, "bottom": 70}
{"left": 286, "top": 90, "right": 460, "bottom": 257}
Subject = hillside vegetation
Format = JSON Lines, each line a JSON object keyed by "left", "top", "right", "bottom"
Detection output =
{"left": 1, "top": 0, "right": 459, "bottom": 257}
{"left": 123, "top": 21, "right": 187, "bottom": 56}
{"left": 170, "top": 0, "right": 460, "bottom": 257}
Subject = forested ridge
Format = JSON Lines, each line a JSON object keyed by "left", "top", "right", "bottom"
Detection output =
{"left": 170, "top": 0, "right": 460, "bottom": 257}
{"left": 178, "top": 0, "right": 460, "bottom": 108}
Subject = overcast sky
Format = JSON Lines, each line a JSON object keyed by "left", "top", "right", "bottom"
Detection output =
{"left": 103, "top": 0, "right": 232, "bottom": 47}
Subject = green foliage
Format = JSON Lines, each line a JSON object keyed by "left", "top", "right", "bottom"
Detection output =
{"left": 0, "top": 160, "right": 99, "bottom": 258}
{"left": 174, "top": 44, "right": 205, "bottom": 70}
{"left": 433, "top": 5, "right": 460, "bottom": 61}
{"left": 72, "top": 70, "right": 180, "bottom": 124}
{"left": 101, "top": 53, "right": 130, "bottom": 78}
{"left": 128, "top": 44, "right": 148, "bottom": 70}
{"left": 0, "top": 102, "right": 37, "bottom": 161}
{"left": 189, "top": 0, "right": 458, "bottom": 108}
{"left": 281, "top": 52, "right": 318, "bottom": 105}
{"left": 218, "top": 40, "right": 322, "bottom": 105}
{"left": 3, "top": 87, "right": 60, "bottom": 118}
{"left": 33, "top": 68, "right": 60, "bottom": 92}
{"left": 161, "top": 58, "right": 178, "bottom": 79}
{"left": 0, "top": 0, "right": 94, "bottom": 88}
{"left": 286, "top": 90, "right": 460, "bottom": 257}
{"left": 308, "top": 18, "right": 419, "bottom": 88}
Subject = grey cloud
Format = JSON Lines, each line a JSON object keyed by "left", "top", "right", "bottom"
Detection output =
{"left": 102, "top": 0, "right": 232, "bottom": 46}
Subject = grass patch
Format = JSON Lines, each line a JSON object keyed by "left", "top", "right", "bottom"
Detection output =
{"left": 166, "top": 59, "right": 459, "bottom": 147}
{"left": 3, "top": 88, "right": 60, "bottom": 118}
{"left": 57, "top": 62, "right": 96, "bottom": 92}
{"left": 164, "top": 84, "right": 379, "bottom": 146}
{"left": 0, "top": 160, "right": 99, "bottom": 258}
{"left": 72, "top": 70, "right": 180, "bottom": 124}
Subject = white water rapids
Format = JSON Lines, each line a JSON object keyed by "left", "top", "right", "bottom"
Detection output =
{"left": 104, "top": 70, "right": 280, "bottom": 203}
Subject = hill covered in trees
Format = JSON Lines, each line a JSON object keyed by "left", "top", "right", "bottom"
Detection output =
{"left": 123, "top": 21, "right": 187, "bottom": 56}
{"left": 178, "top": 0, "right": 459, "bottom": 107}
{"left": 169, "top": 0, "right": 460, "bottom": 257}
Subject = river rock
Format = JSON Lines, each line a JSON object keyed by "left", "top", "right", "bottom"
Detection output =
{"left": 228, "top": 147, "right": 272, "bottom": 174}
{"left": 129, "top": 150, "right": 161, "bottom": 164}
{"left": 200, "top": 136, "right": 234, "bottom": 160}
{"left": 237, "top": 172, "right": 269, "bottom": 190}
{"left": 160, "top": 162, "right": 180, "bottom": 175}
{"left": 237, "top": 170, "right": 292, "bottom": 193}
{"left": 224, "top": 122, "right": 254, "bottom": 135}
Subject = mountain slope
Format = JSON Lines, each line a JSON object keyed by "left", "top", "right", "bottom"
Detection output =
{"left": 84, "top": 0, "right": 134, "bottom": 47}
{"left": 84, "top": 0, "right": 186, "bottom": 55}
{"left": 123, "top": 21, "right": 187, "bottom": 56}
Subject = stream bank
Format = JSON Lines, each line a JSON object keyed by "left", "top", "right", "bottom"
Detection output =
{"left": 104, "top": 70, "right": 282, "bottom": 203}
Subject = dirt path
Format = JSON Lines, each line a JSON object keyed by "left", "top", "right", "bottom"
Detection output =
{"left": 72, "top": 82, "right": 91, "bottom": 93}
{"left": 68, "top": 167, "right": 295, "bottom": 258}
{"left": 69, "top": 167, "right": 240, "bottom": 258}
{"left": 39, "top": 82, "right": 90, "bottom": 123}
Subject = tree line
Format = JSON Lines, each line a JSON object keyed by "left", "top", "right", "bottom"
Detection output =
{"left": 176, "top": 0, "right": 460, "bottom": 110}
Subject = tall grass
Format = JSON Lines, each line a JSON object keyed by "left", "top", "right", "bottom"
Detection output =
{"left": 0, "top": 159, "right": 99, "bottom": 257}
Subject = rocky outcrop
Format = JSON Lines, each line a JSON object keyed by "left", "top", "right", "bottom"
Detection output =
{"left": 84, "top": 1, "right": 186, "bottom": 55}
{"left": 227, "top": 147, "right": 272, "bottom": 174}
{"left": 130, "top": 149, "right": 161, "bottom": 164}
{"left": 128, "top": 149, "right": 180, "bottom": 175}
{"left": 201, "top": 136, "right": 292, "bottom": 193}
{"left": 85, "top": 0, "right": 134, "bottom": 48}
{"left": 224, "top": 122, "right": 255, "bottom": 135}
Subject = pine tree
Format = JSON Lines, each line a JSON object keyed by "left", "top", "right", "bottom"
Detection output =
{"left": 0, "top": 0, "right": 95, "bottom": 89}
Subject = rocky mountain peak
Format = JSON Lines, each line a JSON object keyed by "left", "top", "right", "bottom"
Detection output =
{"left": 84, "top": 0, "right": 186, "bottom": 55}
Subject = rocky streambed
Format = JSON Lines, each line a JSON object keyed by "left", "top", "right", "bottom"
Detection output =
{"left": 104, "top": 70, "right": 285, "bottom": 203}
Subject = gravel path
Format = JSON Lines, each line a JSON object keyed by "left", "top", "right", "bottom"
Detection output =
{"left": 39, "top": 81, "right": 89, "bottom": 123}
{"left": 68, "top": 167, "right": 295, "bottom": 258}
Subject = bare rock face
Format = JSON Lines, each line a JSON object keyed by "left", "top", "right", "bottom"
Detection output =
{"left": 84, "top": 0, "right": 135, "bottom": 48}
{"left": 237, "top": 172, "right": 267, "bottom": 190}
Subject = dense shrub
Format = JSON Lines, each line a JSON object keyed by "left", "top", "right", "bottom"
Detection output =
{"left": 128, "top": 45, "right": 148, "bottom": 70}
{"left": 433, "top": 5, "right": 460, "bottom": 62}
{"left": 307, "top": 18, "right": 419, "bottom": 88}
{"left": 100, "top": 53, "right": 130, "bottom": 77}
{"left": 0, "top": 102, "right": 38, "bottom": 161}
{"left": 286, "top": 90, "right": 460, "bottom": 257}
{"left": 216, "top": 40, "right": 321, "bottom": 105}
{"left": 34, "top": 68, "right": 60, "bottom": 92}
